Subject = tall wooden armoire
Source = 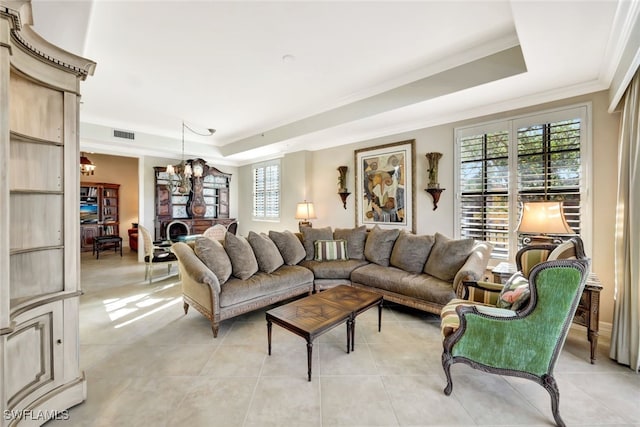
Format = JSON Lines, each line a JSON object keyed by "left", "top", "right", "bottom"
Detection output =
{"left": 0, "top": 1, "right": 95, "bottom": 425}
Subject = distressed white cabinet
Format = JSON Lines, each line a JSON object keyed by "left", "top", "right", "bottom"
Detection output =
{"left": 0, "top": 2, "right": 95, "bottom": 425}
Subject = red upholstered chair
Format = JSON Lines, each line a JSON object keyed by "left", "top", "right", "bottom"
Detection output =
{"left": 128, "top": 228, "right": 138, "bottom": 252}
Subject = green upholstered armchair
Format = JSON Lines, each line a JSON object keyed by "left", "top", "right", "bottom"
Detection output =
{"left": 441, "top": 258, "right": 590, "bottom": 427}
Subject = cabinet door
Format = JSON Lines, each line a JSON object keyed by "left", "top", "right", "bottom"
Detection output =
{"left": 218, "top": 188, "right": 229, "bottom": 218}
{"left": 6, "top": 301, "right": 63, "bottom": 408}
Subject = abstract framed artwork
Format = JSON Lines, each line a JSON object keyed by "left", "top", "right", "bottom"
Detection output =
{"left": 355, "top": 139, "right": 416, "bottom": 233}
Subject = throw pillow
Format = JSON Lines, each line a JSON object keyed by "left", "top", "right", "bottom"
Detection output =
{"left": 364, "top": 225, "right": 400, "bottom": 267}
{"left": 497, "top": 272, "right": 531, "bottom": 310}
{"left": 301, "top": 226, "right": 333, "bottom": 260}
{"left": 424, "top": 232, "right": 475, "bottom": 281}
{"left": 247, "top": 231, "right": 284, "bottom": 273}
{"left": 193, "top": 236, "right": 232, "bottom": 285}
{"left": 390, "top": 232, "right": 435, "bottom": 274}
{"left": 224, "top": 232, "right": 259, "bottom": 280}
{"left": 268, "top": 230, "right": 306, "bottom": 265}
{"left": 314, "top": 239, "right": 348, "bottom": 261}
{"left": 333, "top": 225, "right": 367, "bottom": 260}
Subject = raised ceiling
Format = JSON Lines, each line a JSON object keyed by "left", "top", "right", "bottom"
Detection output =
{"left": 29, "top": 0, "right": 632, "bottom": 165}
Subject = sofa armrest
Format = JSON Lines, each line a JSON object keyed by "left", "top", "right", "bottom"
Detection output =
{"left": 453, "top": 241, "right": 493, "bottom": 298}
{"left": 172, "top": 242, "right": 221, "bottom": 295}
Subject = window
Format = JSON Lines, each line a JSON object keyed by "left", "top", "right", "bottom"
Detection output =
{"left": 455, "top": 105, "right": 590, "bottom": 260}
{"left": 252, "top": 159, "right": 280, "bottom": 220}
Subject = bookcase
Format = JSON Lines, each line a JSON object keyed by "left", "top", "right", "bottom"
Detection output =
{"left": 80, "top": 182, "right": 120, "bottom": 251}
{"left": 0, "top": 1, "right": 96, "bottom": 424}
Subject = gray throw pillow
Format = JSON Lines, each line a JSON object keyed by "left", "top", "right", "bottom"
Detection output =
{"left": 194, "top": 236, "right": 232, "bottom": 285}
{"left": 334, "top": 225, "right": 367, "bottom": 260}
{"left": 424, "top": 232, "right": 475, "bottom": 281}
{"left": 224, "top": 232, "right": 259, "bottom": 280}
{"left": 390, "top": 232, "right": 435, "bottom": 274}
{"left": 301, "top": 226, "right": 333, "bottom": 261}
{"left": 247, "top": 231, "right": 284, "bottom": 273}
{"left": 268, "top": 230, "right": 306, "bottom": 265}
{"left": 364, "top": 225, "right": 400, "bottom": 267}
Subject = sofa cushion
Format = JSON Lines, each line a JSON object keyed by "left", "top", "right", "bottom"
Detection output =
{"left": 424, "top": 233, "right": 475, "bottom": 281}
{"left": 390, "top": 232, "right": 435, "bottom": 274}
{"left": 299, "top": 259, "right": 369, "bottom": 280}
{"left": 268, "top": 230, "right": 306, "bottom": 265}
{"left": 364, "top": 225, "right": 400, "bottom": 267}
{"left": 247, "top": 231, "right": 284, "bottom": 274}
{"left": 496, "top": 272, "right": 530, "bottom": 310}
{"left": 333, "top": 226, "right": 367, "bottom": 260}
{"left": 193, "top": 236, "right": 232, "bottom": 285}
{"left": 351, "top": 263, "right": 456, "bottom": 306}
{"left": 225, "top": 232, "right": 259, "bottom": 280}
{"left": 301, "top": 226, "right": 333, "bottom": 260}
{"left": 220, "top": 265, "right": 314, "bottom": 308}
{"left": 314, "top": 239, "right": 348, "bottom": 261}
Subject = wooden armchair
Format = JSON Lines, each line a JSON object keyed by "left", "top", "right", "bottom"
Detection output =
{"left": 441, "top": 258, "right": 590, "bottom": 427}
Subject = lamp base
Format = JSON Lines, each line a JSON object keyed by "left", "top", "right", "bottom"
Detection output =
{"left": 522, "top": 235, "right": 564, "bottom": 246}
{"left": 298, "top": 221, "right": 312, "bottom": 232}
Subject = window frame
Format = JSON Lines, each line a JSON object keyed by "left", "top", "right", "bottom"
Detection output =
{"left": 252, "top": 159, "right": 281, "bottom": 222}
{"left": 454, "top": 103, "right": 593, "bottom": 261}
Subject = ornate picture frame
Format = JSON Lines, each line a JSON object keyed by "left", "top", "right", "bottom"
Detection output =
{"left": 355, "top": 139, "right": 416, "bottom": 233}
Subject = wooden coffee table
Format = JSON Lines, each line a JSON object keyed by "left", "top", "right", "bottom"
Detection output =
{"left": 266, "top": 285, "right": 383, "bottom": 381}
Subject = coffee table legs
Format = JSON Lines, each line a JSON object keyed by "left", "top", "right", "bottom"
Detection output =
{"left": 267, "top": 317, "right": 354, "bottom": 382}
{"left": 267, "top": 319, "right": 272, "bottom": 355}
{"left": 306, "top": 341, "right": 313, "bottom": 381}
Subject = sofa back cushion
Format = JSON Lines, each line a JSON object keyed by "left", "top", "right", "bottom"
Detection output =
{"left": 225, "top": 232, "right": 259, "bottom": 280}
{"left": 364, "top": 225, "right": 400, "bottom": 267}
{"left": 314, "top": 239, "right": 348, "bottom": 261}
{"left": 268, "top": 230, "right": 306, "bottom": 265}
{"left": 247, "top": 231, "right": 284, "bottom": 273}
{"left": 194, "top": 236, "right": 232, "bottom": 285}
{"left": 333, "top": 226, "right": 367, "bottom": 260}
{"left": 424, "top": 232, "right": 475, "bottom": 281}
{"left": 301, "top": 226, "right": 333, "bottom": 260}
{"left": 390, "top": 232, "right": 435, "bottom": 274}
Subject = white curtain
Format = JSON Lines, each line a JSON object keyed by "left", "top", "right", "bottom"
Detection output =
{"left": 610, "top": 68, "right": 640, "bottom": 372}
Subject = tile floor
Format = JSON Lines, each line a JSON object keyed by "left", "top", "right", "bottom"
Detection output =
{"left": 47, "top": 250, "right": 639, "bottom": 427}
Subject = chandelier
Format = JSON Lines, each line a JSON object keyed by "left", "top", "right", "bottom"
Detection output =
{"left": 80, "top": 153, "right": 96, "bottom": 175}
{"left": 166, "top": 121, "right": 215, "bottom": 194}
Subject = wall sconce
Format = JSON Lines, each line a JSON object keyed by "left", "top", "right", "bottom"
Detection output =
{"left": 295, "top": 200, "right": 316, "bottom": 231}
{"left": 337, "top": 166, "right": 351, "bottom": 209}
{"left": 517, "top": 201, "right": 574, "bottom": 245}
{"left": 424, "top": 152, "right": 444, "bottom": 210}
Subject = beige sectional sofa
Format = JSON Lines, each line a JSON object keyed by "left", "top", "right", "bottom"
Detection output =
{"left": 172, "top": 225, "right": 493, "bottom": 337}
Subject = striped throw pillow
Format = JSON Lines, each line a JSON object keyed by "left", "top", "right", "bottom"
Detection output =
{"left": 314, "top": 239, "right": 348, "bottom": 261}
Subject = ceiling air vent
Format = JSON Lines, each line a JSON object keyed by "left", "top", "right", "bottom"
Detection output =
{"left": 113, "top": 129, "right": 135, "bottom": 140}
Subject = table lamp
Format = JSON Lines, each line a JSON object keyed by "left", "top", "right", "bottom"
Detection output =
{"left": 516, "top": 201, "right": 574, "bottom": 245}
{"left": 295, "top": 201, "right": 316, "bottom": 231}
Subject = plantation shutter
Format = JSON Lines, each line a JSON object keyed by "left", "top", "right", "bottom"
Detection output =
{"left": 253, "top": 160, "right": 280, "bottom": 220}
{"left": 517, "top": 119, "right": 582, "bottom": 235}
{"left": 459, "top": 130, "right": 510, "bottom": 259}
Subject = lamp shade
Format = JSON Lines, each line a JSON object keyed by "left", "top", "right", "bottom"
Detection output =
{"left": 295, "top": 201, "right": 316, "bottom": 220}
{"left": 517, "top": 201, "right": 573, "bottom": 234}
